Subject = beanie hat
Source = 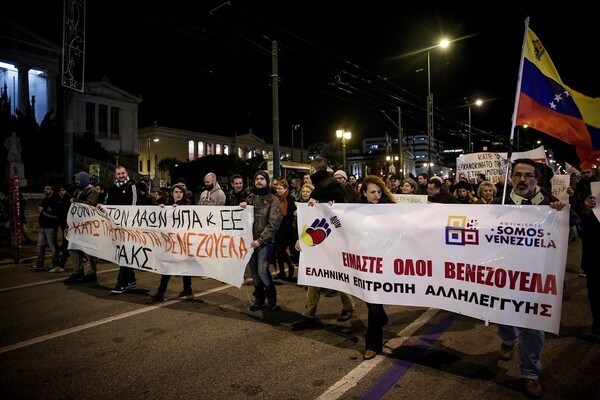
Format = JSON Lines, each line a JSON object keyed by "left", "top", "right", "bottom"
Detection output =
{"left": 254, "top": 170, "right": 270, "bottom": 186}
{"left": 333, "top": 170, "right": 348, "bottom": 180}
{"left": 456, "top": 180, "right": 471, "bottom": 191}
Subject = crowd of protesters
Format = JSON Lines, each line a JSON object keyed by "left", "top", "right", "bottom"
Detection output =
{"left": 7, "top": 158, "right": 598, "bottom": 399}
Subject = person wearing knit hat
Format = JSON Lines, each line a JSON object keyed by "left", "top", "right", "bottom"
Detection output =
{"left": 455, "top": 180, "right": 471, "bottom": 191}
{"left": 254, "top": 170, "right": 270, "bottom": 186}
{"left": 291, "top": 156, "right": 356, "bottom": 330}
{"left": 64, "top": 171, "right": 100, "bottom": 284}
{"left": 333, "top": 169, "right": 360, "bottom": 203}
{"left": 455, "top": 180, "right": 476, "bottom": 204}
{"left": 388, "top": 174, "right": 401, "bottom": 194}
{"left": 239, "top": 170, "right": 282, "bottom": 311}
{"left": 333, "top": 170, "right": 347, "bottom": 180}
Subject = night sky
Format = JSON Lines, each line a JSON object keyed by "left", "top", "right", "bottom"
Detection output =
{"left": 6, "top": 1, "right": 599, "bottom": 151}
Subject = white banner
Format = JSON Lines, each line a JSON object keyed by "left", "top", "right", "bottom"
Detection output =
{"left": 592, "top": 181, "right": 600, "bottom": 222}
{"left": 296, "top": 203, "right": 569, "bottom": 334}
{"left": 392, "top": 194, "right": 428, "bottom": 204}
{"left": 66, "top": 204, "right": 255, "bottom": 288}
{"left": 497, "top": 146, "right": 548, "bottom": 165}
{"left": 456, "top": 146, "right": 548, "bottom": 184}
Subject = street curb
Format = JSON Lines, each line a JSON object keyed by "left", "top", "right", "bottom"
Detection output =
{"left": 0, "top": 256, "right": 36, "bottom": 266}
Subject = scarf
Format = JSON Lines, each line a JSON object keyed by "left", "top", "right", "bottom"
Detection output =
{"left": 251, "top": 186, "right": 271, "bottom": 196}
{"left": 115, "top": 177, "right": 130, "bottom": 187}
{"left": 277, "top": 190, "right": 289, "bottom": 216}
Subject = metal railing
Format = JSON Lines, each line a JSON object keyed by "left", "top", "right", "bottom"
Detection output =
{"left": 73, "top": 152, "right": 141, "bottom": 184}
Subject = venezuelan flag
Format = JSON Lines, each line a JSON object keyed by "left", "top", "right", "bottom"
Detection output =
{"left": 516, "top": 28, "right": 600, "bottom": 169}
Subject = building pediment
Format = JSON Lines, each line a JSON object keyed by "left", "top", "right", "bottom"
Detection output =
{"left": 234, "top": 133, "right": 266, "bottom": 146}
{"left": 0, "top": 17, "right": 61, "bottom": 75}
{"left": 84, "top": 81, "right": 143, "bottom": 104}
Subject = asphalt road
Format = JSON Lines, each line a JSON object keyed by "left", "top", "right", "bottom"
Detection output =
{"left": 0, "top": 237, "right": 598, "bottom": 400}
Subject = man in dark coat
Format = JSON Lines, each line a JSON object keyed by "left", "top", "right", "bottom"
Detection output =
{"left": 291, "top": 157, "right": 355, "bottom": 330}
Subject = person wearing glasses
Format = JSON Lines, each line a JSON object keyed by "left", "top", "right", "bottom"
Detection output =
{"left": 491, "top": 158, "right": 570, "bottom": 399}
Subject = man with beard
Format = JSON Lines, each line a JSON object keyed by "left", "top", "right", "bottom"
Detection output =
{"left": 492, "top": 158, "right": 569, "bottom": 399}
{"left": 104, "top": 166, "right": 139, "bottom": 294}
{"left": 240, "top": 171, "right": 282, "bottom": 311}
{"left": 198, "top": 172, "right": 226, "bottom": 206}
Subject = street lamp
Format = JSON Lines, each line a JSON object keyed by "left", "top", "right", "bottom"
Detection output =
{"left": 467, "top": 98, "right": 483, "bottom": 153}
{"left": 427, "top": 39, "right": 450, "bottom": 177}
{"left": 386, "top": 155, "right": 399, "bottom": 174}
{"left": 151, "top": 138, "right": 159, "bottom": 189}
{"left": 336, "top": 129, "right": 351, "bottom": 170}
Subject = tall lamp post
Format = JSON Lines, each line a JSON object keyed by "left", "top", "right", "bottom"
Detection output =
{"left": 151, "top": 138, "right": 159, "bottom": 189}
{"left": 467, "top": 98, "right": 483, "bottom": 153}
{"left": 336, "top": 129, "right": 351, "bottom": 170}
{"left": 426, "top": 39, "right": 450, "bottom": 177}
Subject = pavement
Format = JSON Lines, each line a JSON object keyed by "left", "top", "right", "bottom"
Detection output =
{"left": 0, "top": 242, "right": 37, "bottom": 266}
{"left": 0, "top": 232, "right": 598, "bottom": 400}
{"left": 0, "top": 192, "right": 48, "bottom": 266}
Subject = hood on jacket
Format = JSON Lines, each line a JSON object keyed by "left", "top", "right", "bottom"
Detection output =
{"left": 74, "top": 171, "right": 90, "bottom": 190}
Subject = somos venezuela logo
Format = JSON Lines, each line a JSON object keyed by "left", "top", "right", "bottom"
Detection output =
{"left": 445, "top": 214, "right": 557, "bottom": 249}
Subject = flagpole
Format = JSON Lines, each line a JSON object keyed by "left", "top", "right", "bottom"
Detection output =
{"left": 502, "top": 16, "right": 531, "bottom": 203}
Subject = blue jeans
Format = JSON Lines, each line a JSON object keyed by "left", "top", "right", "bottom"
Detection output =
{"left": 36, "top": 227, "right": 59, "bottom": 267}
{"left": 498, "top": 324, "right": 544, "bottom": 380}
{"left": 249, "top": 243, "right": 277, "bottom": 305}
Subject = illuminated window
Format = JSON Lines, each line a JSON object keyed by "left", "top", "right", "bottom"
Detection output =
{"left": 215, "top": 143, "right": 222, "bottom": 154}
{"left": 0, "top": 62, "right": 18, "bottom": 114}
{"left": 197, "top": 142, "right": 204, "bottom": 158}
{"left": 188, "top": 140, "right": 194, "bottom": 161}
{"left": 223, "top": 145, "right": 229, "bottom": 155}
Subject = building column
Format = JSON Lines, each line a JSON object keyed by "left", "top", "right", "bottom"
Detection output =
{"left": 17, "top": 64, "right": 30, "bottom": 113}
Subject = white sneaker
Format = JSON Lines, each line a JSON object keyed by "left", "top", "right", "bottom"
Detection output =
{"left": 48, "top": 266, "right": 65, "bottom": 273}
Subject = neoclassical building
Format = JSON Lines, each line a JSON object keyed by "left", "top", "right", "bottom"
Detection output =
{"left": 138, "top": 124, "right": 305, "bottom": 185}
{"left": 0, "top": 16, "right": 59, "bottom": 127}
{"left": 1, "top": 16, "right": 141, "bottom": 183}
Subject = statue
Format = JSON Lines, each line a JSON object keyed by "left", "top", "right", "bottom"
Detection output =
{"left": 4, "top": 132, "right": 22, "bottom": 163}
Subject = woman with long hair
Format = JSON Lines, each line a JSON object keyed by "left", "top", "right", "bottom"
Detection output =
{"left": 149, "top": 184, "right": 193, "bottom": 301}
{"left": 272, "top": 178, "right": 297, "bottom": 281}
{"left": 359, "top": 175, "right": 397, "bottom": 360}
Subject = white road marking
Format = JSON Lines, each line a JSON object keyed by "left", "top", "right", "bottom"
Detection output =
{"left": 316, "top": 308, "right": 440, "bottom": 400}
